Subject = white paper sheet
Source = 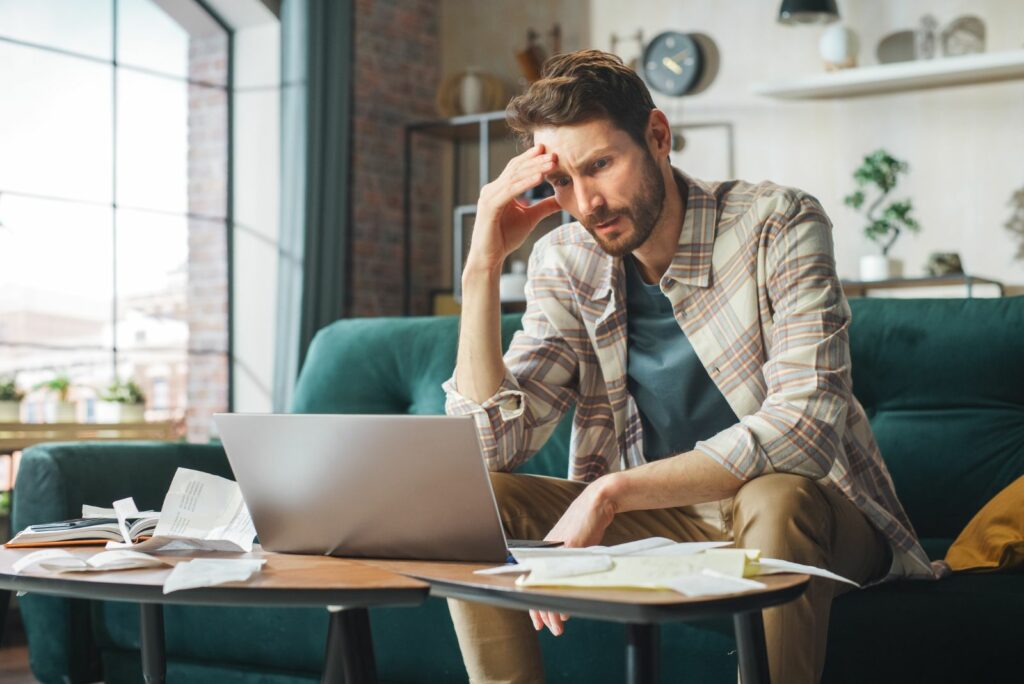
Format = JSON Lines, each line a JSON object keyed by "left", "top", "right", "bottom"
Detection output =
{"left": 509, "top": 538, "right": 732, "bottom": 562}
{"left": 757, "top": 558, "right": 859, "bottom": 587}
{"left": 112, "top": 497, "right": 139, "bottom": 545}
{"left": 108, "top": 468, "right": 256, "bottom": 553}
{"left": 83, "top": 504, "right": 158, "bottom": 519}
{"left": 666, "top": 569, "right": 767, "bottom": 597}
{"left": 162, "top": 558, "right": 266, "bottom": 594}
{"left": 13, "top": 549, "right": 168, "bottom": 574}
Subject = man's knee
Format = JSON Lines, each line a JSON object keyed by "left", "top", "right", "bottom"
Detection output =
{"left": 732, "top": 473, "right": 832, "bottom": 556}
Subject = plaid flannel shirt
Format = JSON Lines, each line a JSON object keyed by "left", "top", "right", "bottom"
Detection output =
{"left": 445, "top": 169, "right": 934, "bottom": 578}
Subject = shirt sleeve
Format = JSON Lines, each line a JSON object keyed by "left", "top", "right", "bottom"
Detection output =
{"left": 443, "top": 245, "right": 580, "bottom": 472}
{"left": 694, "top": 193, "right": 852, "bottom": 481}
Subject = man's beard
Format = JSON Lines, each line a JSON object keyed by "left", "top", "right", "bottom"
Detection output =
{"left": 582, "top": 152, "right": 666, "bottom": 257}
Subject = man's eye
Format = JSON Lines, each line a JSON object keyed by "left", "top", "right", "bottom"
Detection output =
{"left": 594, "top": 158, "right": 609, "bottom": 170}
{"left": 555, "top": 176, "right": 571, "bottom": 187}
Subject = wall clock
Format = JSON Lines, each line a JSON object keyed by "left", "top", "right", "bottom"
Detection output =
{"left": 641, "top": 31, "right": 704, "bottom": 97}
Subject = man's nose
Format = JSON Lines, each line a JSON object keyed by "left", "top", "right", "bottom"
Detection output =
{"left": 574, "top": 179, "right": 604, "bottom": 216}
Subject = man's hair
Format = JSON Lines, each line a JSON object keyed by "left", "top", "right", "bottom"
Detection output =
{"left": 506, "top": 49, "right": 656, "bottom": 150}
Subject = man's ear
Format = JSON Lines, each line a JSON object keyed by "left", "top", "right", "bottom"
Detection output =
{"left": 646, "top": 109, "right": 673, "bottom": 159}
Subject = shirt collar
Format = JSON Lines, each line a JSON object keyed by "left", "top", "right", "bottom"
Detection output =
{"left": 593, "top": 167, "right": 717, "bottom": 300}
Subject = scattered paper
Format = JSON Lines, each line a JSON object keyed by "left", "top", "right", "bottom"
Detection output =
{"left": 162, "top": 558, "right": 266, "bottom": 594}
{"left": 666, "top": 569, "right": 767, "bottom": 597}
{"left": 510, "top": 538, "right": 732, "bottom": 561}
{"left": 757, "top": 557, "right": 858, "bottom": 587}
{"left": 516, "top": 549, "right": 759, "bottom": 589}
{"left": 523, "top": 555, "right": 614, "bottom": 581}
{"left": 641, "top": 541, "right": 734, "bottom": 556}
{"left": 83, "top": 504, "right": 158, "bottom": 519}
{"left": 112, "top": 497, "right": 139, "bottom": 545}
{"left": 13, "top": 549, "right": 168, "bottom": 574}
{"left": 474, "top": 564, "right": 529, "bottom": 576}
{"left": 108, "top": 468, "right": 256, "bottom": 553}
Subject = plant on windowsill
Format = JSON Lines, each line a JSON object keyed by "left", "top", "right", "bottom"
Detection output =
{"left": 844, "top": 149, "right": 920, "bottom": 281}
{"left": 1006, "top": 186, "right": 1024, "bottom": 261}
{"left": 35, "top": 374, "right": 76, "bottom": 423}
{"left": 99, "top": 379, "right": 147, "bottom": 423}
{"left": 0, "top": 378, "right": 24, "bottom": 422}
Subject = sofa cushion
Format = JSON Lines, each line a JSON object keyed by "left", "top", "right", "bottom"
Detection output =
{"left": 848, "top": 297, "right": 1024, "bottom": 540}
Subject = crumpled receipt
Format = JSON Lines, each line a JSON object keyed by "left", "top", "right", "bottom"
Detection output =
{"left": 162, "top": 558, "right": 266, "bottom": 594}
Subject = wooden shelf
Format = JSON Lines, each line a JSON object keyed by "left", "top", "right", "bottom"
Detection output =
{"left": 752, "top": 49, "right": 1024, "bottom": 100}
{"left": 840, "top": 274, "right": 1004, "bottom": 298}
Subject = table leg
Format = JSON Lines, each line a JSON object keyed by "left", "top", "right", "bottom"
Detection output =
{"left": 625, "top": 622, "right": 659, "bottom": 684}
{"left": 734, "top": 610, "right": 770, "bottom": 684}
{"left": 322, "top": 607, "right": 377, "bottom": 684}
{"left": 139, "top": 603, "right": 166, "bottom": 684}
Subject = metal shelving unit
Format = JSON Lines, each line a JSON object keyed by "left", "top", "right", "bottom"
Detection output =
{"left": 402, "top": 111, "right": 571, "bottom": 313}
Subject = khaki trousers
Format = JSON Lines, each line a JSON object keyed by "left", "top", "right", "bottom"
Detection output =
{"left": 448, "top": 472, "right": 891, "bottom": 684}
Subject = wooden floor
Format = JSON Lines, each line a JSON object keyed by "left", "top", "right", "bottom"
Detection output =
{"left": 0, "top": 617, "right": 37, "bottom": 684}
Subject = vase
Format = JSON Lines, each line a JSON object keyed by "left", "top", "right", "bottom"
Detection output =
{"left": 859, "top": 255, "right": 903, "bottom": 281}
{"left": 0, "top": 401, "right": 20, "bottom": 422}
{"left": 499, "top": 260, "right": 528, "bottom": 302}
{"left": 459, "top": 69, "right": 485, "bottom": 115}
{"left": 820, "top": 24, "right": 859, "bottom": 71}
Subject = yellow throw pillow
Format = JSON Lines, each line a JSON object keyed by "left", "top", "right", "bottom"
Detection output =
{"left": 946, "top": 474, "right": 1024, "bottom": 572}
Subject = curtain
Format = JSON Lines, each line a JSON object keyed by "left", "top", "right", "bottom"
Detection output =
{"left": 273, "top": 0, "right": 353, "bottom": 411}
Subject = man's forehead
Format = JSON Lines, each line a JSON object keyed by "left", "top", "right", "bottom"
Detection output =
{"left": 533, "top": 120, "right": 632, "bottom": 162}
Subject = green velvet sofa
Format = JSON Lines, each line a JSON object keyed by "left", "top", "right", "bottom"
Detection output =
{"left": 10, "top": 296, "right": 1024, "bottom": 683}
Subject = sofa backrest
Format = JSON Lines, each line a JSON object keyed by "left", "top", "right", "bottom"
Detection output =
{"left": 293, "top": 297, "right": 1024, "bottom": 540}
{"left": 291, "top": 314, "right": 572, "bottom": 477}
{"left": 848, "top": 296, "right": 1024, "bottom": 540}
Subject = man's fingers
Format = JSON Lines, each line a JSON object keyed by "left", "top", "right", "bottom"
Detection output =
{"left": 559, "top": 613, "right": 570, "bottom": 622}
{"left": 541, "top": 611, "right": 564, "bottom": 636}
{"left": 530, "top": 609, "right": 543, "bottom": 631}
{"left": 522, "top": 196, "right": 562, "bottom": 223}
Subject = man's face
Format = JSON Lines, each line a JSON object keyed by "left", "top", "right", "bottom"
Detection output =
{"left": 535, "top": 118, "right": 666, "bottom": 257}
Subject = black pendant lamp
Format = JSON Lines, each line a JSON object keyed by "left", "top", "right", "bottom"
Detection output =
{"left": 778, "top": 0, "right": 839, "bottom": 25}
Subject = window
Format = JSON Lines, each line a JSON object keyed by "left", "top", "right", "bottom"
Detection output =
{"left": 0, "top": 0, "right": 230, "bottom": 441}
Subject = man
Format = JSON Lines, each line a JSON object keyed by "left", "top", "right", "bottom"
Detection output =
{"left": 444, "top": 49, "right": 935, "bottom": 683}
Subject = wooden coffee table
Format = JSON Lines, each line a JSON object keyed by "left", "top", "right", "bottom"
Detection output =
{"left": 0, "top": 546, "right": 428, "bottom": 684}
{"left": 367, "top": 559, "right": 809, "bottom": 684}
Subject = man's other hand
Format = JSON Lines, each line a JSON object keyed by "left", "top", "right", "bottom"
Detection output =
{"left": 529, "top": 475, "right": 619, "bottom": 636}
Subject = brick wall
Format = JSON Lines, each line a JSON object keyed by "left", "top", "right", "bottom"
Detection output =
{"left": 351, "top": 0, "right": 443, "bottom": 316}
{"left": 186, "top": 33, "right": 229, "bottom": 442}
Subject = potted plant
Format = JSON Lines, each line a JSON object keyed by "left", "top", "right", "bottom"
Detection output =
{"left": 1006, "top": 186, "right": 1024, "bottom": 261}
{"left": 99, "top": 378, "right": 147, "bottom": 423}
{"left": 844, "top": 149, "right": 920, "bottom": 280}
{"left": 0, "top": 378, "right": 23, "bottom": 422}
{"left": 37, "top": 374, "right": 75, "bottom": 423}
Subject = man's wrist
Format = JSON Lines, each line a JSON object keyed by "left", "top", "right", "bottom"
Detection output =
{"left": 592, "top": 472, "right": 627, "bottom": 516}
{"left": 462, "top": 256, "right": 504, "bottom": 286}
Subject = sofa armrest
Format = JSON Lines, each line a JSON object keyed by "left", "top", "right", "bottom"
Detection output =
{"left": 12, "top": 440, "right": 232, "bottom": 532}
{"left": 10, "top": 440, "right": 232, "bottom": 684}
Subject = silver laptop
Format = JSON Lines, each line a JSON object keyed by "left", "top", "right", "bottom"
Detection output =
{"left": 213, "top": 413, "right": 545, "bottom": 563}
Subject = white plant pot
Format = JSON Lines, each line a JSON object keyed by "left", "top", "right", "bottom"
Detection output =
{"left": 96, "top": 401, "right": 146, "bottom": 423}
{"left": 119, "top": 403, "right": 146, "bottom": 423}
{"left": 0, "top": 400, "right": 20, "bottom": 422}
{"left": 859, "top": 255, "right": 903, "bottom": 281}
{"left": 48, "top": 400, "right": 77, "bottom": 423}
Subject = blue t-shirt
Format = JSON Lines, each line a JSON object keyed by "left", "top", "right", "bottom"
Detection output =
{"left": 624, "top": 256, "right": 736, "bottom": 461}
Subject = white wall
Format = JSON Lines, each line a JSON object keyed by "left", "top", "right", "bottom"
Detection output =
{"left": 590, "top": 0, "right": 1024, "bottom": 290}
